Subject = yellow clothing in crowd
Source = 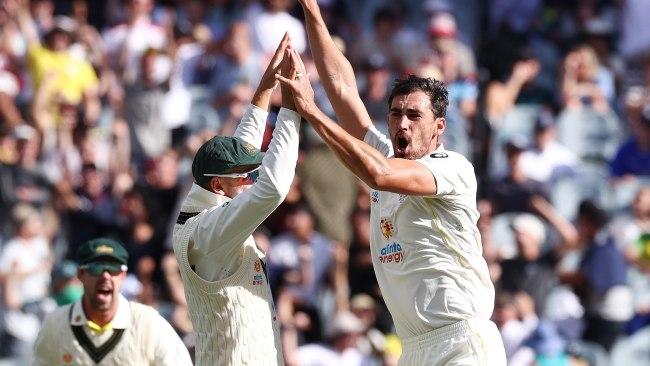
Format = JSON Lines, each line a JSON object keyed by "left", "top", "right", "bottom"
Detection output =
{"left": 27, "top": 44, "right": 98, "bottom": 105}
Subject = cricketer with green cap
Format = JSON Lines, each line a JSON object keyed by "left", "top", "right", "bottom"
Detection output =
{"left": 173, "top": 34, "right": 302, "bottom": 365}
{"left": 33, "top": 237, "right": 192, "bottom": 365}
{"left": 76, "top": 237, "right": 129, "bottom": 277}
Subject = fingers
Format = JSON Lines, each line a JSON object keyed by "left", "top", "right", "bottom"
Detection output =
{"left": 275, "top": 74, "right": 295, "bottom": 89}
{"left": 269, "top": 32, "right": 291, "bottom": 67}
{"left": 280, "top": 47, "right": 295, "bottom": 79}
{"left": 289, "top": 49, "right": 307, "bottom": 75}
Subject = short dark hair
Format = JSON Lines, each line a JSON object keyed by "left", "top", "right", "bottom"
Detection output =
{"left": 388, "top": 75, "right": 449, "bottom": 118}
{"left": 578, "top": 200, "right": 609, "bottom": 229}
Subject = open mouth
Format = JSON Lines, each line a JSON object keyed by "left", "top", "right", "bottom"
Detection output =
{"left": 395, "top": 136, "right": 409, "bottom": 156}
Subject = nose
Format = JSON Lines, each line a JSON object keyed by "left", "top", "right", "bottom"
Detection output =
{"left": 99, "top": 271, "right": 112, "bottom": 280}
{"left": 395, "top": 114, "right": 410, "bottom": 131}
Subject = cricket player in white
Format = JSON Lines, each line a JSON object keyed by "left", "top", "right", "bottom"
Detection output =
{"left": 277, "top": 2, "right": 507, "bottom": 364}
{"left": 172, "top": 35, "right": 301, "bottom": 365}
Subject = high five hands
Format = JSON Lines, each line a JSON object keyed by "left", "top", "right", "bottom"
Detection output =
{"left": 275, "top": 48, "right": 316, "bottom": 117}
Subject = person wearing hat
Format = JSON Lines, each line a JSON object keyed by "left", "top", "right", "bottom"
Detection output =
{"left": 33, "top": 238, "right": 191, "bottom": 365}
{"left": 172, "top": 34, "right": 300, "bottom": 365}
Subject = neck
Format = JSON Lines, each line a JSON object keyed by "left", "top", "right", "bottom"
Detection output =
{"left": 82, "top": 296, "right": 117, "bottom": 327}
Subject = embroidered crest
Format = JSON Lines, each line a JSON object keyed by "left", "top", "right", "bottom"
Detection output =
{"left": 242, "top": 141, "right": 257, "bottom": 154}
{"left": 95, "top": 245, "right": 113, "bottom": 254}
{"left": 371, "top": 191, "right": 379, "bottom": 203}
{"left": 254, "top": 260, "right": 261, "bottom": 273}
{"left": 63, "top": 353, "right": 73, "bottom": 363}
{"left": 380, "top": 218, "right": 395, "bottom": 239}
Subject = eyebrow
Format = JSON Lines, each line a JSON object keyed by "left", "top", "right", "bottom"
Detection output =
{"left": 389, "top": 107, "right": 424, "bottom": 114}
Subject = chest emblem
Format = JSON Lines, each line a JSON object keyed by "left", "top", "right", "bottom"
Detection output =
{"left": 63, "top": 353, "right": 73, "bottom": 363}
{"left": 254, "top": 260, "right": 261, "bottom": 273}
{"left": 371, "top": 191, "right": 379, "bottom": 203}
{"left": 380, "top": 218, "right": 396, "bottom": 239}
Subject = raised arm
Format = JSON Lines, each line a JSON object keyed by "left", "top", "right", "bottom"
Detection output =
{"left": 298, "top": 0, "right": 373, "bottom": 140}
{"left": 234, "top": 33, "right": 290, "bottom": 147}
{"left": 192, "top": 48, "right": 301, "bottom": 259}
{"left": 277, "top": 50, "right": 436, "bottom": 196}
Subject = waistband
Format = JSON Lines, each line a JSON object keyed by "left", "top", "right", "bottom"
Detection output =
{"left": 401, "top": 318, "right": 489, "bottom": 354}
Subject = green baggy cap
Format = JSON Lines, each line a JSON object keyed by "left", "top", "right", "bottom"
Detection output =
{"left": 192, "top": 136, "right": 264, "bottom": 187}
{"left": 76, "top": 238, "right": 128, "bottom": 266}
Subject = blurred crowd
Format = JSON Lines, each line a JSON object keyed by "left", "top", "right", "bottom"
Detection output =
{"left": 0, "top": 0, "right": 649, "bottom": 365}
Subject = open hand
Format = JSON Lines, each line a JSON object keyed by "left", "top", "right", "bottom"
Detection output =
{"left": 275, "top": 49, "right": 316, "bottom": 117}
{"left": 258, "top": 32, "right": 290, "bottom": 92}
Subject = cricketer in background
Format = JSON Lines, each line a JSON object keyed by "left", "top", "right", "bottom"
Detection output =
{"left": 33, "top": 238, "right": 191, "bottom": 366}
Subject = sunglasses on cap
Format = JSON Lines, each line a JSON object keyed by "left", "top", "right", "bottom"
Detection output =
{"left": 80, "top": 262, "right": 128, "bottom": 276}
{"left": 203, "top": 167, "right": 260, "bottom": 182}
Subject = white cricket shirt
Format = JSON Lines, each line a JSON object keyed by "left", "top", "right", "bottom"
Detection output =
{"left": 364, "top": 126, "right": 495, "bottom": 339}
{"left": 172, "top": 105, "right": 300, "bottom": 365}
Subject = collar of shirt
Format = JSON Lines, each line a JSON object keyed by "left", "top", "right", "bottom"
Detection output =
{"left": 180, "top": 182, "right": 230, "bottom": 212}
{"left": 70, "top": 294, "right": 131, "bottom": 330}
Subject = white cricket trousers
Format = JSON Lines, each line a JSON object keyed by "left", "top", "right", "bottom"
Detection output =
{"left": 398, "top": 318, "right": 506, "bottom": 366}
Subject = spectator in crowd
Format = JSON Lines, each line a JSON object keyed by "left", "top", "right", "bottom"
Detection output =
{"left": 102, "top": 0, "right": 167, "bottom": 83}
{"left": 561, "top": 200, "right": 633, "bottom": 350}
{"left": 611, "top": 105, "right": 650, "bottom": 179}
{"left": 561, "top": 44, "right": 614, "bottom": 113}
{"left": 294, "top": 311, "right": 372, "bottom": 366}
{"left": 210, "top": 20, "right": 263, "bottom": 128}
{"left": 49, "top": 259, "right": 83, "bottom": 306}
{"left": 268, "top": 203, "right": 336, "bottom": 309}
{"left": 486, "top": 136, "right": 549, "bottom": 214}
{"left": 64, "top": 163, "right": 118, "bottom": 258}
{"left": 124, "top": 47, "right": 172, "bottom": 163}
{"left": 13, "top": 2, "right": 100, "bottom": 126}
{"left": 0, "top": 204, "right": 51, "bottom": 361}
{"left": 245, "top": 0, "right": 307, "bottom": 55}
{"left": 519, "top": 109, "right": 579, "bottom": 186}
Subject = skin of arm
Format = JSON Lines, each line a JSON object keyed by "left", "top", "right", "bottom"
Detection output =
{"left": 277, "top": 50, "right": 437, "bottom": 196}
{"left": 298, "top": 0, "right": 373, "bottom": 140}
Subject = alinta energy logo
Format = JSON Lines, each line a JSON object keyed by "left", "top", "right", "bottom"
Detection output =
{"left": 378, "top": 242, "right": 405, "bottom": 264}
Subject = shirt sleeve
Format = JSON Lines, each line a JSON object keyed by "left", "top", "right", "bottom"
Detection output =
{"left": 419, "top": 153, "right": 476, "bottom": 197}
{"left": 191, "top": 108, "right": 301, "bottom": 259}
{"left": 363, "top": 125, "right": 393, "bottom": 157}
{"left": 232, "top": 104, "right": 269, "bottom": 149}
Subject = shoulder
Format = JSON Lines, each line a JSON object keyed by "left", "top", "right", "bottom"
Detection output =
{"left": 421, "top": 149, "right": 475, "bottom": 173}
{"left": 128, "top": 301, "right": 163, "bottom": 320}
{"left": 41, "top": 304, "right": 73, "bottom": 329}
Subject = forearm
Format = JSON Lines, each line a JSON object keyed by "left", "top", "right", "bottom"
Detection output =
{"left": 301, "top": 2, "right": 370, "bottom": 139}
{"left": 303, "top": 106, "right": 389, "bottom": 188}
{"left": 232, "top": 104, "right": 269, "bottom": 148}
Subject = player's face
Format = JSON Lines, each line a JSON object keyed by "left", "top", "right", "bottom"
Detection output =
{"left": 387, "top": 91, "right": 445, "bottom": 159}
{"left": 79, "top": 266, "right": 126, "bottom": 311}
{"left": 216, "top": 175, "right": 255, "bottom": 198}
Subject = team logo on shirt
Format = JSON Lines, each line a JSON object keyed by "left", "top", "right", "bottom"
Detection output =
{"left": 63, "top": 353, "right": 73, "bottom": 363}
{"left": 371, "top": 191, "right": 379, "bottom": 203}
{"left": 252, "top": 260, "right": 264, "bottom": 285}
{"left": 380, "top": 218, "right": 396, "bottom": 239}
{"left": 378, "top": 242, "right": 405, "bottom": 263}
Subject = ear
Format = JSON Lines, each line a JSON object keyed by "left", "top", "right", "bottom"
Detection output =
{"left": 208, "top": 177, "right": 222, "bottom": 193}
{"left": 434, "top": 117, "right": 446, "bottom": 137}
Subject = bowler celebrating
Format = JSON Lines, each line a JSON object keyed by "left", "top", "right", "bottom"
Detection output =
{"left": 276, "top": 1, "right": 507, "bottom": 365}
